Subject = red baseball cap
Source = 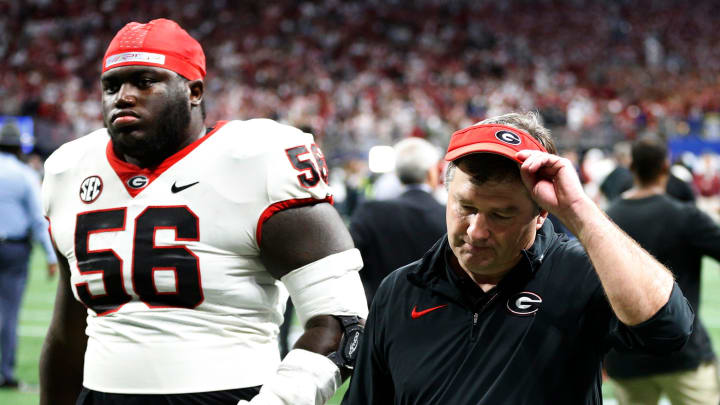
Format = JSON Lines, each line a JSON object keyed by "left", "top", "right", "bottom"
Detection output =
{"left": 444, "top": 124, "right": 547, "bottom": 163}
{"left": 102, "top": 18, "right": 206, "bottom": 80}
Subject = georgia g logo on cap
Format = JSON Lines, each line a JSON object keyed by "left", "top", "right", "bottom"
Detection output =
{"left": 495, "top": 130, "right": 522, "bottom": 145}
{"left": 444, "top": 124, "right": 547, "bottom": 163}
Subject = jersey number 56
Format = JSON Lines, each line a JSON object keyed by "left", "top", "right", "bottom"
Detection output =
{"left": 74, "top": 206, "right": 202, "bottom": 315}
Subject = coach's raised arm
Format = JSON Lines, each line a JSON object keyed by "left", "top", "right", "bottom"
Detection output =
{"left": 342, "top": 112, "right": 693, "bottom": 405}
{"left": 516, "top": 148, "right": 686, "bottom": 329}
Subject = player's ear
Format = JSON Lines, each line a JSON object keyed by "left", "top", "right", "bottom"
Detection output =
{"left": 188, "top": 79, "right": 204, "bottom": 107}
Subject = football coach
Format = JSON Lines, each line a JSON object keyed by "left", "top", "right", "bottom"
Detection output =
{"left": 342, "top": 112, "right": 694, "bottom": 405}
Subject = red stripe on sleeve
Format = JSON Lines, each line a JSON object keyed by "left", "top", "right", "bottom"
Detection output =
{"left": 255, "top": 196, "right": 334, "bottom": 245}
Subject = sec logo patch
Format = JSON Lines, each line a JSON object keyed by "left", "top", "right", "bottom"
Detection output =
{"left": 79, "top": 176, "right": 103, "bottom": 203}
{"left": 507, "top": 292, "right": 542, "bottom": 316}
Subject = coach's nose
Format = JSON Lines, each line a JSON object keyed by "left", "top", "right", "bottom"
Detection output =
{"left": 467, "top": 212, "right": 491, "bottom": 241}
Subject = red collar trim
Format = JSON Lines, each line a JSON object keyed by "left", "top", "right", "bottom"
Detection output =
{"left": 106, "top": 121, "right": 228, "bottom": 198}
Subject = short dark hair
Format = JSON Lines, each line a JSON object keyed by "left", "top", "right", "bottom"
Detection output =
{"left": 451, "top": 153, "right": 522, "bottom": 185}
{"left": 630, "top": 136, "right": 668, "bottom": 185}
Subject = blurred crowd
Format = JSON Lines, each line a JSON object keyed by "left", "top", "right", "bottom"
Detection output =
{"left": 3, "top": 0, "right": 720, "bottom": 219}
{"left": 3, "top": 0, "right": 720, "bottom": 158}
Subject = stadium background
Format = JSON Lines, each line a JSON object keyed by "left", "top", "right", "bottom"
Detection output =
{"left": 3, "top": 0, "right": 720, "bottom": 403}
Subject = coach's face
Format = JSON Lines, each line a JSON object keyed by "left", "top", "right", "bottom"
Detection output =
{"left": 446, "top": 161, "right": 546, "bottom": 281}
{"left": 101, "top": 65, "right": 192, "bottom": 166}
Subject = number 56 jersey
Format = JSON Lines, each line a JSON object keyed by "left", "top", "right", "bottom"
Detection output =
{"left": 42, "top": 119, "right": 335, "bottom": 394}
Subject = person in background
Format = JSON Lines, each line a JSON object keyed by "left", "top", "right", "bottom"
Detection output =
{"left": 600, "top": 142, "right": 634, "bottom": 202}
{"left": 0, "top": 121, "right": 57, "bottom": 389}
{"left": 605, "top": 136, "right": 720, "bottom": 405}
{"left": 349, "top": 137, "right": 446, "bottom": 304}
{"left": 601, "top": 142, "right": 695, "bottom": 205}
{"left": 343, "top": 112, "right": 693, "bottom": 405}
{"left": 692, "top": 151, "right": 720, "bottom": 222}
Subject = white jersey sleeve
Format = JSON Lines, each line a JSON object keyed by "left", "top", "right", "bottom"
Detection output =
{"left": 250, "top": 119, "right": 334, "bottom": 244}
{"left": 42, "top": 129, "right": 109, "bottom": 253}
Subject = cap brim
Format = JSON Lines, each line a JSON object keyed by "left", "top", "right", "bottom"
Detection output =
{"left": 444, "top": 143, "right": 521, "bottom": 163}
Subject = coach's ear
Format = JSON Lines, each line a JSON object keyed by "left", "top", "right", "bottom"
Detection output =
{"left": 535, "top": 209, "right": 548, "bottom": 231}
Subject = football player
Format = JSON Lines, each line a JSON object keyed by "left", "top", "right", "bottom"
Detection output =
{"left": 39, "top": 18, "right": 367, "bottom": 405}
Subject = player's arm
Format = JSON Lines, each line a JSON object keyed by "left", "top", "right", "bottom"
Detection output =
{"left": 244, "top": 202, "right": 367, "bottom": 405}
{"left": 39, "top": 249, "right": 88, "bottom": 405}
{"left": 517, "top": 150, "right": 690, "bottom": 329}
{"left": 261, "top": 202, "right": 356, "bottom": 355}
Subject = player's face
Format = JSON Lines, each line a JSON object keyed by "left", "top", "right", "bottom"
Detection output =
{"left": 446, "top": 163, "right": 546, "bottom": 279}
{"left": 101, "top": 66, "right": 191, "bottom": 166}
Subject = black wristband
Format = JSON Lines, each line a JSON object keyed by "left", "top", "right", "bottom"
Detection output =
{"left": 327, "top": 315, "right": 363, "bottom": 371}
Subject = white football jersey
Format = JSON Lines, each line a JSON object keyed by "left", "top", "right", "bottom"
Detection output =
{"left": 42, "top": 119, "right": 335, "bottom": 394}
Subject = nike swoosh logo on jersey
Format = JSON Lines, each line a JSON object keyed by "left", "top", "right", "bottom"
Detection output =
{"left": 171, "top": 181, "right": 199, "bottom": 193}
{"left": 411, "top": 304, "right": 448, "bottom": 319}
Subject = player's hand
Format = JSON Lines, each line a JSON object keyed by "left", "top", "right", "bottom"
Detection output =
{"left": 47, "top": 263, "right": 58, "bottom": 278}
{"left": 516, "top": 150, "right": 590, "bottom": 218}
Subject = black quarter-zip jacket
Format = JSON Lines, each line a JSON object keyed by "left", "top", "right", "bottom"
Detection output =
{"left": 343, "top": 221, "right": 694, "bottom": 405}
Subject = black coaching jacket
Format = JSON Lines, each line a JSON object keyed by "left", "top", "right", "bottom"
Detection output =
{"left": 342, "top": 220, "right": 694, "bottom": 405}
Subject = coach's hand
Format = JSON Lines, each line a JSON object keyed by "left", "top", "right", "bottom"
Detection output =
{"left": 516, "top": 150, "right": 591, "bottom": 221}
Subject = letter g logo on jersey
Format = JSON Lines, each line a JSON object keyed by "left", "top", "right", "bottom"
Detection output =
{"left": 127, "top": 175, "right": 149, "bottom": 189}
{"left": 506, "top": 292, "right": 542, "bottom": 316}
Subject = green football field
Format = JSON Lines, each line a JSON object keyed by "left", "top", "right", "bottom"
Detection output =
{"left": 3, "top": 248, "right": 719, "bottom": 404}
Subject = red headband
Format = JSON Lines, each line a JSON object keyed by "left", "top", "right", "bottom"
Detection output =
{"left": 102, "top": 18, "right": 206, "bottom": 80}
{"left": 444, "top": 124, "right": 547, "bottom": 163}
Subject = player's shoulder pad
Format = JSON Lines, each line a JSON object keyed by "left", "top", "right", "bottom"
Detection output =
{"left": 221, "top": 119, "right": 315, "bottom": 156}
{"left": 44, "top": 128, "right": 109, "bottom": 175}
